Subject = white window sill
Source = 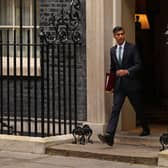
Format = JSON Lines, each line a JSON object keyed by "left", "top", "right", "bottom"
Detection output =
{"left": 1, "top": 57, "right": 41, "bottom": 76}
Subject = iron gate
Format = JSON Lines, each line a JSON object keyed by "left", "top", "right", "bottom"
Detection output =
{"left": 0, "top": 0, "right": 84, "bottom": 137}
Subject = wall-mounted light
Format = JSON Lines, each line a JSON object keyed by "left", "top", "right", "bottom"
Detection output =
{"left": 135, "top": 13, "right": 150, "bottom": 29}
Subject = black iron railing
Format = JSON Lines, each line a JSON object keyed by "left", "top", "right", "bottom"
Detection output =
{"left": 0, "top": 0, "right": 83, "bottom": 137}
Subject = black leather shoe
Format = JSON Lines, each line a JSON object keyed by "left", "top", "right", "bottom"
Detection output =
{"left": 139, "top": 129, "right": 150, "bottom": 136}
{"left": 98, "top": 133, "right": 114, "bottom": 146}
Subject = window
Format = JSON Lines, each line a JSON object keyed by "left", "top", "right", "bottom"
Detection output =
{"left": 0, "top": 0, "right": 40, "bottom": 76}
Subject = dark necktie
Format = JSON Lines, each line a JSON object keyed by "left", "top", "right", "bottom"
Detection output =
{"left": 118, "top": 46, "right": 122, "bottom": 65}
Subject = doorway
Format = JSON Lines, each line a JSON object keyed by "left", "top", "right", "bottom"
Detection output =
{"left": 135, "top": 0, "right": 168, "bottom": 124}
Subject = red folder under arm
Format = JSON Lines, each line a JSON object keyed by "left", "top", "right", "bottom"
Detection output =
{"left": 105, "top": 72, "right": 115, "bottom": 92}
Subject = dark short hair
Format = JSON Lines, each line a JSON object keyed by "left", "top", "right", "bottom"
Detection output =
{"left": 112, "top": 26, "right": 125, "bottom": 34}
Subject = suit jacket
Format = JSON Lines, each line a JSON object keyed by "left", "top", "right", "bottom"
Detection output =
{"left": 110, "top": 42, "right": 142, "bottom": 92}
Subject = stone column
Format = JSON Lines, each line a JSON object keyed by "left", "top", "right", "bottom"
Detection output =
{"left": 85, "top": 0, "right": 113, "bottom": 138}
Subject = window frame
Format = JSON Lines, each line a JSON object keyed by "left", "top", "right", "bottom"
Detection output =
{"left": 0, "top": 0, "right": 40, "bottom": 76}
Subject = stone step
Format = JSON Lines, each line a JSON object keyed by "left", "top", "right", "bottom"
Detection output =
{"left": 115, "top": 132, "right": 161, "bottom": 149}
{"left": 46, "top": 141, "right": 159, "bottom": 166}
{"left": 46, "top": 130, "right": 165, "bottom": 166}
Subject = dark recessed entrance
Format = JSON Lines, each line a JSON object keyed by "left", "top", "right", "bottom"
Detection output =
{"left": 135, "top": 0, "right": 168, "bottom": 124}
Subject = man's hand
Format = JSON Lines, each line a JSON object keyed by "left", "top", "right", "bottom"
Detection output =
{"left": 116, "top": 69, "right": 129, "bottom": 77}
{"left": 106, "top": 88, "right": 114, "bottom": 94}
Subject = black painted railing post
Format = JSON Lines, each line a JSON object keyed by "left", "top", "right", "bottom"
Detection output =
{"left": 63, "top": 44, "right": 67, "bottom": 134}
{"left": 19, "top": 0, "right": 23, "bottom": 135}
{"left": 0, "top": 30, "right": 3, "bottom": 133}
{"left": 57, "top": 44, "right": 61, "bottom": 135}
{"left": 27, "top": 30, "right": 31, "bottom": 136}
{"left": 68, "top": 43, "right": 72, "bottom": 133}
{"left": 7, "top": 30, "right": 10, "bottom": 134}
{"left": 40, "top": 32, "right": 45, "bottom": 137}
{"left": 46, "top": 44, "right": 50, "bottom": 136}
{"left": 34, "top": 0, "right": 38, "bottom": 136}
{"left": 74, "top": 44, "right": 77, "bottom": 128}
{"left": 52, "top": 44, "right": 56, "bottom": 136}
{"left": 14, "top": 30, "right": 17, "bottom": 135}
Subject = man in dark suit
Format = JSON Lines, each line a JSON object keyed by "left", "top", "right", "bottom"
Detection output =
{"left": 98, "top": 26, "right": 150, "bottom": 146}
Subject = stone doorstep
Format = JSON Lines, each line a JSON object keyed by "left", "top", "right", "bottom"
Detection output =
{"left": 115, "top": 134, "right": 161, "bottom": 149}
{"left": 47, "top": 149, "right": 158, "bottom": 166}
{"left": 0, "top": 134, "right": 73, "bottom": 154}
{"left": 46, "top": 143, "right": 159, "bottom": 166}
{"left": 46, "top": 133, "right": 161, "bottom": 166}
{"left": 158, "top": 149, "right": 168, "bottom": 168}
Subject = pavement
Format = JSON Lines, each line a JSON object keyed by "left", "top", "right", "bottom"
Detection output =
{"left": 0, "top": 150, "right": 157, "bottom": 168}
{"left": 0, "top": 126, "right": 164, "bottom": 168}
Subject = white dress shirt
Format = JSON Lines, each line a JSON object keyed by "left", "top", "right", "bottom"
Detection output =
{"left": 116, "top": 41, "right": 126, "bottom": 62}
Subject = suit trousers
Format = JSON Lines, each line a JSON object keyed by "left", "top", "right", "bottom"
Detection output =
{"left": 107, "top": 89, "right": 148, "bottom": 137}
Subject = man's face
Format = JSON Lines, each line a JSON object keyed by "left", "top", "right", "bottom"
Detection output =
{"left": 113, "top": 30, "right": 125, "bottom": 45}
